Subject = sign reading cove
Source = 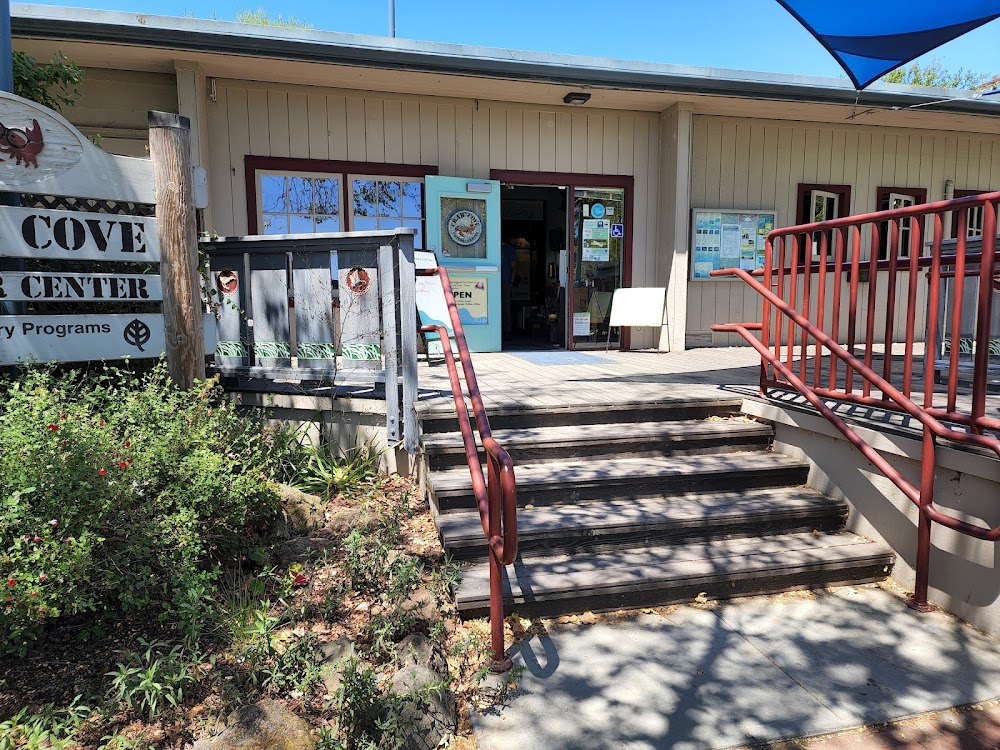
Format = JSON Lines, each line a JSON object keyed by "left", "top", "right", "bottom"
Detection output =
{"left": 0, "top": 89, "right": 169, "bottom": 368}
{"left": 0, "top": 206, "right": 160, "bottom": 261}
{"left": 0, "top": 314, "right": 165, "bottom": 365}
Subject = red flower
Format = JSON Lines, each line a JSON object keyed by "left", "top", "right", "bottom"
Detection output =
{"left": 48, "top": 423, "right": 58, "bottom": 431}
{"left": 61, "top": 413, "right": 68, "bottom": 420}
{"left": 62, "top": 440, "right": 68, "bottom": 447}
{"left": 99, "top": 421, "right": 105, "bottom": 427}
{"left": 291, "top": 573, "right": 309, "bottom": 587}
{"left": 22, "top": 535, "right": 29, "bottom": 541}
{"left": 29, "top": 591, "right": 37, "bottom": 598}
{"left": 99, "top": 469, "right": 106, "bottom": 476}
{"left": 33, "top": 536, "right": 41, "bottom": 543}
{"left": 119, "top": 461, "right": 127, "bottom": 469}
{"left": 125, "top": 440, "right": 131, "bottom": 448}
{"left": 6, "top": 579, "right": 14, "bottom": 587}
{"left": 49, "top": 519, "right": 58, "bottom": 528}
{"left": 38, "top": 573, "right": 47, "bottom": 582}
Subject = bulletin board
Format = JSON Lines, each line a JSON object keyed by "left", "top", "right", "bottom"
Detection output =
{"left": 690, "top": 209, "right": 776, "bottom": 281}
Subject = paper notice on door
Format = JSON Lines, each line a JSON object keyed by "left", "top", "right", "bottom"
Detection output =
{"left": 582, "top": 219, "right": 610, "bottom": 262}
{"left": 573, "top": 312, "right": 591, "bottom": 337}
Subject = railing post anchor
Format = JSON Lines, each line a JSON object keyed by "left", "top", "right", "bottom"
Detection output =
{"left": 906, "top": 598, "right": 934, "bottom": 614}
{"left": 491, "top": 655, "right": 514, "bottom": 674}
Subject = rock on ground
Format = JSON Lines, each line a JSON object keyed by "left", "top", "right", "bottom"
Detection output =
{"left": 389, "top": 664, "right": 457, "bottom": 750}
{"left": 190, "top": 699, "right": 315, "bottom": 750}
{"left": 279, "top": 484, "right": 325, "bottom": 533}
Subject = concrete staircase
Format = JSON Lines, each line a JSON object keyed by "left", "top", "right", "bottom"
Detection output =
{"left": 420, "top": 396, "right": 895, "bottom": 620}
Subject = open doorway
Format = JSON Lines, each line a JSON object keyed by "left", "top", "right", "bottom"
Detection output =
{"left": 500, "top": 184, "right": 568, "bottom": 350}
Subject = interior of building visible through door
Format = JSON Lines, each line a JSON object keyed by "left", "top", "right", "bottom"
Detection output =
{"left": 496, "top": 174, "right": 629, "bottom": 351}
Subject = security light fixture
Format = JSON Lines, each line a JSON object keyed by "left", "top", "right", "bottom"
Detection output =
{"left": 563, "top": 92, "right": 591, "bottom": 105}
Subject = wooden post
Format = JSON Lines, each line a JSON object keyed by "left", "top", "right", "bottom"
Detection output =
{"left": 148, "top": 111, "right": 205, "bottom": 388}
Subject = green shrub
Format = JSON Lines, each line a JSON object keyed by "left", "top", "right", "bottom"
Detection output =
{"left": 105, "top": 639, "right": 196, "bottom": 720}
{"left": 0, "top": 363, "right": 302, "bottom": 653}
{"left": 0, "top": 695, "right": 90, "bottom": 750}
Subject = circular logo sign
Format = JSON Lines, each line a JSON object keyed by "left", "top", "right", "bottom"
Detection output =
{"left": 345, "top": 266, "right": 372, "bottom": 296}
{"left": 590, "top": 203, "right": 606, "bottom": 219}
{"left": 446, "top": 209, "right": 484, "bottom": 246}
{"left": 215, "top": 270, "right": 239, "bottom": 297}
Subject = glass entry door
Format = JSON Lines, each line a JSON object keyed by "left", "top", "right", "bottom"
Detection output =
{"left": 571, "top": 187, "right": 626, "bottom": 348}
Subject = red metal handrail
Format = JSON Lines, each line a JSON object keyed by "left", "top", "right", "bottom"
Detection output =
{"left": 417, "top": 266, "right": 517, "bottom": 671}
{"left": 712, "top": 191, "right": 1000, "bottom": 610}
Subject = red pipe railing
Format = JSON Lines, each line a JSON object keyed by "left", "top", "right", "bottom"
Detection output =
{"left": 417, "top": 266, "right": 517, "bottom": 671}
{"left": 712, "top": 191, "right": 1000, "bottom": 610}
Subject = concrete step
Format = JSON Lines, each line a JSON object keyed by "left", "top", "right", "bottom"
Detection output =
{"left": 417, "top": 396, "right": 744, "bottom": 435}
{"left": 429, "top": 451, "right": 810, "bottom": 513}
{"left": 455, "top": 531, "right": 895, "bottom": 619}
{"left": 423, "top": 418, "right": 773, "bottom": 470}
{"left": 437, "top": 486, "right": 847, "bottom": 560}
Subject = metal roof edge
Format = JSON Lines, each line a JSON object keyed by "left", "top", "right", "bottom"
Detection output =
{"left": 11, "top": 3, "right": 1000, "bottom": 117}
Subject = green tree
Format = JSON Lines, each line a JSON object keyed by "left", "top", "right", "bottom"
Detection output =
{"left": 12, "top": 50, "right": 84, "bottom": 110}
{"left": 882, "top": 59, "right": 998, "bottom": 91}
{"left": 235, "top": 6, "right": 313, "bottom": 29}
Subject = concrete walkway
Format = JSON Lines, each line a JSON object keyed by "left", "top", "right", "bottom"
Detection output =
{"left": 472, "top": 586, "right": 1000, "bottom": 750}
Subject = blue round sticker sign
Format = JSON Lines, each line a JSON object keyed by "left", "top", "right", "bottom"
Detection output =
{"left": 591, "top": 203, "right": 605, "bottom": 219}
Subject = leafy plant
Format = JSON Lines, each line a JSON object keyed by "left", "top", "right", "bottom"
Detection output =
{"left": 0, "top": 696, "right": 90, "bottom": 750}
{"left": 105, "top": 640, "right": 195, "bottom": 720}
{"left": 294, "top": 437, "right": 383, "bottom": 500}
{"left": 0, "top": 363, "right": 301, "bottom": 652}
{"left": 324, "top": 659, "right": 407, "bottom": 750}
{"left": 258, "top": 632, "right": 325, "bottom": 695}
{"left": 12, "top": 50, "right": 84, "bottom": 110}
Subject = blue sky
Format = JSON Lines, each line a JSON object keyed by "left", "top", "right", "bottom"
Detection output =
{"left": 34, "top": 0, "right": 1000, "bottom": 80}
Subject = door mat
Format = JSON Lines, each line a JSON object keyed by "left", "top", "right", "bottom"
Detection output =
{"left": 509, "top": 351, "right": 614, "bottom": 366}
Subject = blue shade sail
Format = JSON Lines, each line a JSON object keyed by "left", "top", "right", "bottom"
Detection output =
{"left": 776, "top": 1, "right": 1000, "bottom": 89}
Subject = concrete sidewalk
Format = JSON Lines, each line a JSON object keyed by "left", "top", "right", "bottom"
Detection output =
{"left": 472, "top": 586, "right": 1000, "bottom": 750}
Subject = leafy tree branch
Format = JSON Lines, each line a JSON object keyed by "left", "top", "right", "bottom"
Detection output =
{"left": 12, "top": 50, "right": 85, "bottom": 110}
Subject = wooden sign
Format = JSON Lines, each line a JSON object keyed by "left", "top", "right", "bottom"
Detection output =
{"left": 0, "top": 272, "right": 162, "bottom": 302}
{"left": 0, "top": 313, "right": 165, "bottom": 365}
{"left": 0, "top": 206, "right": 160, "bottom": 262}
{"left": 0, "top": 91, "right": 155, "bottom": 203}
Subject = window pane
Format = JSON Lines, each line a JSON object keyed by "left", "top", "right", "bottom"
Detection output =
{"left": 316, "top": 215, "right": 341, "bottom": 232}
{"left": 403, "top": 219, "right": 423, "bottom": 249}
{"left": 289, "top": 215, "right": 314, "bottom": 234}
{"left": 378, "top": 181, "right": 401, "bottom": 217}
{"left": 353, "top": 217, "right": 378, "bottom": 232}
{"left": 314, "top": 178, "right": 340, "bottom": 215}
{"left": 812, "top": 194, "right": 826, "bottom": 223}
{"left": 261, "top": 176, "right": 286, "bottom": 212}
{"left": 262, "top": 214, "right": 287, "bottom": 235}
{"left": 402, "top": 181, "right": 422, "bottom": 218}
{"left": 353, "top": 180, "right": 377, "bottom": 216}
{"left": 288, "top": 177, "right": 313, "bottom": 214}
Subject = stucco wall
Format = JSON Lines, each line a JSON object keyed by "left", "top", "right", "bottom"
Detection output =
{"left": 745, "top": 398, "right": 1000, "bottom": 637}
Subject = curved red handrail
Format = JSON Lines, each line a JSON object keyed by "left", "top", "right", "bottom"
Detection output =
{"left": 713, "top": 192, "right": 1000, "bottom": 610}
{"left": 418, "top": 266, "right": 516, "bottom": 671}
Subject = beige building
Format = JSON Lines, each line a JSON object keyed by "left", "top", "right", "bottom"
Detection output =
{"left": 11, "top": 3, "right": 1000, "bottom": 350}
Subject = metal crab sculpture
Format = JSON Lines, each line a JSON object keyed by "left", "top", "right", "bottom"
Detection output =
{"left": 0, "top": 119, "right": 45, "bottom": 168}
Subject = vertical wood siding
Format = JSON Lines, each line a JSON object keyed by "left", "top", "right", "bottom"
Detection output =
{"left": 205, "top": 81, "right": 660, "bottom": 300}
{"left": 687, "top": 115, "right": 1000, "bottom": 346}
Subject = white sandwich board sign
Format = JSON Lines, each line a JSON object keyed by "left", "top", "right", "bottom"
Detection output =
{"left": 0, "top": 90, "right": 202, "bottom": 370}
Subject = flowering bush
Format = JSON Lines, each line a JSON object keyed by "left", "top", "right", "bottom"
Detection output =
{"left": 0, "top": 363, "right": 301, "bottom": 653}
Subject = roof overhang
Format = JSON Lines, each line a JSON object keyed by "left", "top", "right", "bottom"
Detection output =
{"left": 11, "top": 4, "right": 1000, "bottom": 123}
